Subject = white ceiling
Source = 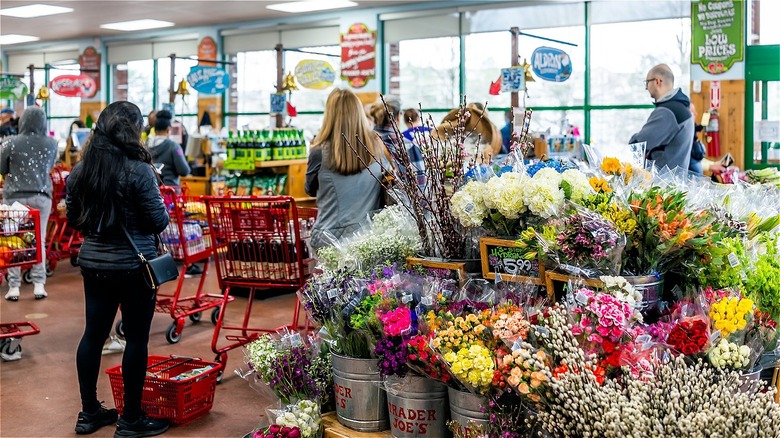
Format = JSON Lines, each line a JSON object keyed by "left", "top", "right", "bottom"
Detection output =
{"left": 0, "top": 0, "right": 425, "bottom": 46}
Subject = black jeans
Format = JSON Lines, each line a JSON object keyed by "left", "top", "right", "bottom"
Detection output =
{"left": 76, "top": 267, "right": 156, "bottom": 421}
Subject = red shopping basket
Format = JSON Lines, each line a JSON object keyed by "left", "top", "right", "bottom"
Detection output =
{"left": 106, "top": 355, "right": 222, "bottom": 426}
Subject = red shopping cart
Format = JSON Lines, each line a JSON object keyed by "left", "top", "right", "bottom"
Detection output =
{"left": 116, "top": 186, "right": 229, "bottom": 344}
{"left": 203, "top": 195, "right": 316, "bottom": 375}
{"left": 43, "top": 165, "right": 83, "bottom": 276}
{"left": 0, "top": 207, "right": 43, "bottom": 359}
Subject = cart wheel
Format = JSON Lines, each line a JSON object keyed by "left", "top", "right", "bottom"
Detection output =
{"left": 22, "top": 270, "right": 33, "bottom": 284}
{"left": 70, "top": 256, "right": 79, "bottom": 267}
{"left": 165, "top": 324, "right": 182, "bottom": 344}
{"left": 115, "top": 320, "right": 125, "bottom": 338}
{"left": 214, "top": 353, "right": 227, "bottom": 384}
{"left": 0, "top": 339, "right": 21, "bottom": 355}
{"left": 189, "top": 312, "right": 202, "bottom": 323}
{"left": 211, "top": 306, "right": 221, "bottom": 325}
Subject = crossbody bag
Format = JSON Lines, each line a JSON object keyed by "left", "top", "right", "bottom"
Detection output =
{"left": 120, "top": 224, "right": 179, "bottom": 289}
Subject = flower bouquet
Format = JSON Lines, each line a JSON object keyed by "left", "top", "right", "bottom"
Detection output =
{"left": 494, "top": 340, "right": 552, "bottom": 405}
{"left": 253, "top": 425, "right": 303, "bottom": 438}
{"left": 265, "top": 400, "right": 322, "bottom": 438}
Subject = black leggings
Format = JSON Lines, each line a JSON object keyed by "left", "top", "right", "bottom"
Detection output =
{"left": 76, "top": 267, "right": 156, "bottom": 421}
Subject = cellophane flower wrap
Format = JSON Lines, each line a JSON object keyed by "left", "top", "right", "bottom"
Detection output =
{"left": 566, "top": 287, "right": 636, "bottom": 372}
{"left": 241, "top": 331, "right": 333, "bottom": 406}
{"left": 265, "top": 400, "right": 322, "bottom": 438}
{"left": 494, "top": 340, "right": 552, "bottom": 406}
{"left": 552, "top": 205, "right": 626, "bottom": 277}
{"left": 663, "top": 299, "right": 712, "bottom": 357}
{"left": 254, "top": 424, "right": 303, "bottom": 438}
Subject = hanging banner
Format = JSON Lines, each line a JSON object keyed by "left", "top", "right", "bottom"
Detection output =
{"left": 340, "top": 23, "right": 376, "bottom": 89}
{"left": 198, "top": 36, "right": 218, "bottom": 67}
{"left": 78, "top": 47, "right": 101, "bottom": 98}
{"left": 531, "top": 46, "right": 572, "bottom": 83}
{"left": 0, "top": 76, "right": 28, "bottom": 100}
{"left": 186, "top": 66, "right": 229, "bottom": 95}
{"left": 50, "top": 74, "right": 98, "bottom": 98}
{"left": 295, "top": 59, "right": 336, "bottom": 90}
{"left": 692, "top": 0, "right": 744, "bottom": 76}
{"left": 500, "top": 67, "right": 525, "bottom": 93}
{"left": 270, "top": 93, "right": 286, "bottom": 115}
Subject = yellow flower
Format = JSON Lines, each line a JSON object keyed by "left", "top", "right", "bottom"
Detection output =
{"left": 601, "top": 157, "right": 622, "bottom": 174}
{"left": 589, "top": 176, "right": 612, "bottom": 193}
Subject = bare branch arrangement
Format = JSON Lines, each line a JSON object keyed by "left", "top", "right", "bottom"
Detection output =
{"left": 345, "top": 96, "right": 483, "bottom": 260}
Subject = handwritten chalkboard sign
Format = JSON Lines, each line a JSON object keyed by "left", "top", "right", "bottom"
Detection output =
{"left": 480, "top": 237, "right": 545, "bottom": 284}
{"left": 406, "top": 257, "right": 466, "bottom": 286}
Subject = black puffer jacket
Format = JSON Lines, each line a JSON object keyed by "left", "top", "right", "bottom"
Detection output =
{"left": 66, "top": 159, "right": 169, "bottom": 270}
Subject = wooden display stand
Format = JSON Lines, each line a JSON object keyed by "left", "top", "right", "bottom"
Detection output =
{"left": 254, "top": 158, "right": 313, "bottom": 203}
{"left": 544, "top": 271, "right": 604, "bottom": 303}
{"left": 322, "top": 412, "right": 391, "bottom": 438}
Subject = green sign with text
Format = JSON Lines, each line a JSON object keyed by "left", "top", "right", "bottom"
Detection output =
{"left": 0, "top": 76, "right": 28, "bottom": 100}
{"left": 692, "top": 0, "right": 744, "bottom": 75}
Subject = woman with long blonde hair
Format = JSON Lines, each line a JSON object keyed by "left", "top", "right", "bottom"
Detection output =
{"left": 305, "top": 88, "right": 385, "bottom": 250}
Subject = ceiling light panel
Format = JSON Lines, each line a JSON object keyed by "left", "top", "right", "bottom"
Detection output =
{"left": 266, "top": 1, "right": 358, "bottom": 14}
{"left": 0, "top": 4, "right": 73, "bottom": 18}
{"left": 0, "top": 34, "right": 41, "bottom": 45}
{"left": 100, "top": 19, "right": 175, "bottom": 32}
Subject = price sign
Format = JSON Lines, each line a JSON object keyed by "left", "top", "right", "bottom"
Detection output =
{"left": 406, "top": 257, "right": 466, "bottom": 286}
{"left": 480, "top": 237, "right": 545, "bottom": 284}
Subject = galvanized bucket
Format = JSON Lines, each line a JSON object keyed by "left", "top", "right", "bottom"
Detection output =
{"left": 739, "top": 365, "right": 763, "bottom": 393}
{"left": 331, "top": 352, "right": 389, "bottom": 432}
{"left": 447, "top": 387, "right": 488, "bottom": 436}
{"left": 625, "top": 275, "right": 664, "bottom": 313}
{"left": 385, "top": 374, "right": 449, "bottom": 438}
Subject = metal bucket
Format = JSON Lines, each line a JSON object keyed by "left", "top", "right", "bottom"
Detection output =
{"left": 447, "top": 387, "right": 488, "bottom": 436}
{"left": 331, "top": 352, "right": 389, "bottom": 432}
{"left": 385, "top": 374, "right": 449, "bottom": 438}
{"left": 739, "top": 365, "right": 763, "bottom": 393}
{"left": 625, "top": 275, "right": 664, "bottom": 314}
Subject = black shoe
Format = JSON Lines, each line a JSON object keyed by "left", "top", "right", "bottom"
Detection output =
{"left": 185, "top": 264, "right": 203, "bottom": 276}
{"left": 75, "top": 405, "right": 118, "bottom": 434}
{"left": 114, "top": 415, "right": 169, "bottom": 438}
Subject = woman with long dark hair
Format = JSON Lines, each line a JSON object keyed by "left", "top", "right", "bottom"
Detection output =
{"left": 67, "top": 101, "right": 170, "bottom": 438}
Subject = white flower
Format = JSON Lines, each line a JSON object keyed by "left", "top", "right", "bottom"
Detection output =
{"left": 524, "top": 177, "right": 565, "bottom": 219}
{"left": 561, "top": 169, "right": 595, "bottom": 202}
{"left": 451, "top": 180, "right": 488, "bottom": 227}
{"left": 533, "top": 167, "right": 564, "bottom": 187}
{"left": 484, "top": 172, "right": 528, "bottom": 219}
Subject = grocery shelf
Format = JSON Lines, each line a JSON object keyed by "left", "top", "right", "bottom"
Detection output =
{"left": 255, "top": 158, "right": 308, "bottom": 168}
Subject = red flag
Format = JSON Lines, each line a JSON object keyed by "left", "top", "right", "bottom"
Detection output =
{"left": 489, "top": 74, "right": 502, "bottom": 95}
{"left": 286, "top": 101, "right": 297, "bottom": 117}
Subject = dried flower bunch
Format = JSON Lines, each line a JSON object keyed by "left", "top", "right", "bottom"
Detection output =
{"left": 345, "top": 96, "right": 479, "bottom": 259}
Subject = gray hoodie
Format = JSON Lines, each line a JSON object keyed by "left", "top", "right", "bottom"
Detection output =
{"left": 629, "top": 88, "right": 694, "bottom": 171}
{"left": 147, "top": 135, "right": 190, "bottom": 186}
{"left": 0, "top": 107, "right": 58, "bottom": 200}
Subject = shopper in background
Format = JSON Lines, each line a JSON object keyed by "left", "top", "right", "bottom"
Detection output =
{"left": 688, "top": 102, "right": 726, "bottom": 176}
{"left": 67, "top": 101, "right": 170, "bottom": 437}
{"left": 371, "top": 97, "right": 425, "bottom": 186}
{"left": 147, "top": 110, "right": 190, "bottom": 186}
{"left": 142, "top": 110, "right": 157, "bottom": 140}
{"left": 0, "top": 107, "right": 18, "bottom": 137}
{"left": 401, "top": 108, "right": 431, "bottom": 142}
{"left": 304, "top": 88, "right": 384, "bottom": 251}
{"left": 500, "top": 110, "right": 513, "bottom": 154}
{"left": 629, "top": 63, "right": 694, "bottom": 170}
{"left": 1, "top": 107, "right": 58, "bottom": 301}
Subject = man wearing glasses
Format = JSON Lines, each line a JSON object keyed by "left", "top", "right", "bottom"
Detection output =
{"left": 629, "top": 63, "right": 694, "bottom": 170}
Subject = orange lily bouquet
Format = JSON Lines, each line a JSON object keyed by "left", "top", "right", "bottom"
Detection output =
{"left": 622, "top": 186, "right": 716, "bottom": 276}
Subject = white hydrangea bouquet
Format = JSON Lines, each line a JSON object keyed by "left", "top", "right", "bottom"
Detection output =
{"left": 268, "top": 400, "right": 322, "bottom": 438}
{"left": 451, "top": 167, "right": 594, "bottom": 237}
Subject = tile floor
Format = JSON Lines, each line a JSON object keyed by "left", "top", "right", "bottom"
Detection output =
{"left": 0, "top": 261, "right": 300, "bottom": 437}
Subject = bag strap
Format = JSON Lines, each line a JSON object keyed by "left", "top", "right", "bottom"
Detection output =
{"left": 120, "top": 223, "right": 148, "bottom": 263}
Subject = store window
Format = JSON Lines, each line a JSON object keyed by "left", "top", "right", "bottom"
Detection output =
{"left": 48, "top": 63, "right": 83, "bottom": 147}
{"left": 751, "top": 0, "right": 780, "bottom": 45}
{"left": 112, "top": 60, "right": 154, "bottom": 116}
{"left": 157, "top": 57, "right": 199, "bottom": 133}
{"left": 397, "top": 37, "right": 460, "bottom": 111}
{"left": 590, "top": 18, "right": 691, "bottom": 106}
{"left": 226, "top": 50, "right": 276, "bottom": 131}
{"left": 590, "top": 109, "right": 652, "bottom": 149}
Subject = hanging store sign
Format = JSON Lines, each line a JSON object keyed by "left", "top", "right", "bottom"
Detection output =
{"left": 198, "top": 36, "right": 218, "bottom": 67}
{"left": 0, "top": 76, "right": 28, "bottom": 100}
{"left": 500, "top": 67, "right": 525, "bottom": 93}
{"left": 531, "top": 46, "right": 572, "bottom": 82}
{"left": 270, "top": 93, "right": 286, "bottom": 115}
{"left": 692, "top": 0, "right": 744, "bottom": 75}
{"left": 186, "top": 66, "right": 229, "bottom": 95}
{"left": 295, "top": 59, "right": 336, "bottom": 90}
{"left": 50, "top": 74, "right": 98, "bottom": 98}
{"left": 340, "top": 23, "right": 376, "bottom": 89}
{"left": 78, "top": 47, "right": 101, "bottom": 97}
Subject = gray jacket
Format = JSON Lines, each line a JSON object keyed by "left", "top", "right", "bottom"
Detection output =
{"left": 66, "top": 160, "right": 169, "bottom": 270}
{"left": 304, "top": 145, "right": 383, "bottom": 250}
{"left": 148, "top": 136, "right": 190, "bottom": 186}
{"left": 0, "top": 107, "right": 58, "bottom": 200}
{"left": 629, "top": 88, "right": 694, "bottom": 171}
